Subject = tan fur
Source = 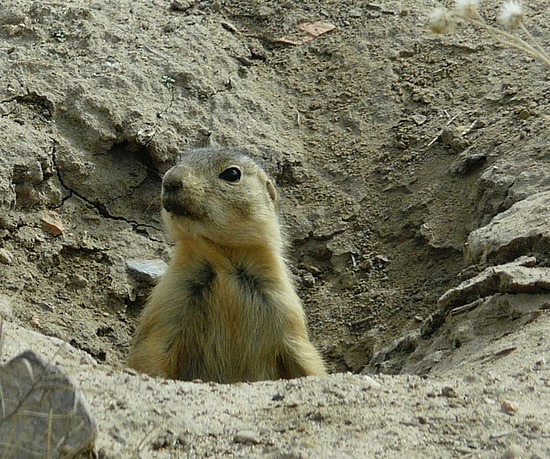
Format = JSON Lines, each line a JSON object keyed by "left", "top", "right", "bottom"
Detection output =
{"left": 127, "top": 147, "right": 327, "bottom": 383}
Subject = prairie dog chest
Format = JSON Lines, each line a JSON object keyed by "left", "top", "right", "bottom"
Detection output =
{"left": 169, "top": 256, "right": 284, "bottom": 341}
{"left": 162, "top": 255, "right": 288, "bottom": 381}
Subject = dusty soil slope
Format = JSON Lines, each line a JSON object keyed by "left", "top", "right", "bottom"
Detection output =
{"left": 0, "top": 0, "right": 548, "bottom": 457}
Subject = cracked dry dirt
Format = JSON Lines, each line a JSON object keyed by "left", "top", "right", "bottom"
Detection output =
{"left": 0, "top": 0, "right": 549, "bottom": 457}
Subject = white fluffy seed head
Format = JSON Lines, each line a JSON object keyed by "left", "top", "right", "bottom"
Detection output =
{"left": 428, "top": 7, "right": 456, "bottom": 34}
{"left": 454, "top": 0, "right": 480, "bottom": 18}
{"left": 498, "top": 0, "right": 524, "bottom": 29}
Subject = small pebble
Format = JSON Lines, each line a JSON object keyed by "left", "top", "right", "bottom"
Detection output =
{"left": 233, "top": 430, "right": 260, "bottom": 445}
{"left": 424, "top": 350, "right": 444, "bottom": 365}
{"left": 362, "top": 376, "right": 382, "bottom": 389}
{"left": 517, "top": 108, "right": 531, "bottom": 120}
{"left": 441, "top": 386, "right": 457, "bottom": 398}
{"left": 501, "top": 400, "right": 519, "bottom": 415}
{"left": 0, "top": 294, "right": 13, "bottom": 319}
{"left": 170, "top": 0, "right": 193, "bottom": 12}
{"left": 40, "top": 302, "right": 55, "bottom": 312}
{"left": 302, "top": 272, "right": 316, "bottom": 288}
{"left": 68, "top": 274, "right": 88, "bottom": 289}
{"left": 80, "top": 355, "right": 98, "bottom": 366}
{"left": 0, "top": 248, "right": 13, "bottom": 265}
{"left": 41, "top": 210, "right": 64, "bottom": 236}
{"left": 411, "top": 114, "right": 427, "bottom": 125}
{"left": 221, "top": 21, "right": 238, "bottom": 33}
{"left": 402, "top": 417, "right": 419, "bottom": 426}
{"left": 0, "top": 215, "right": 15, "bottom": 230}
{"left": 501, "top": 443, "right": 523, "bottom": 458}
{"left": 533, "top": 357, "right": 546, "bottom": 370}
{"left": 374, "top": 254, "right": 390, "bottom": 265}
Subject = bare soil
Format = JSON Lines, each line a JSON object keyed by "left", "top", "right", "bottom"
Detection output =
{"left": 0, "top": 0, "right": 548, "bottom": 457}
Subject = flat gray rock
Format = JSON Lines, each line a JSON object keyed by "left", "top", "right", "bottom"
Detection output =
{"left": 0, "top": 350, "right": 97, "bottom": 458}
{"left": 126, "top": 258, "right": 167, "bottom": 283}
{"left": 438, "top": 256, "right": 550, "bottom": 309}
{"left": 465, "top": 191, "right": 550, "bottom": 264}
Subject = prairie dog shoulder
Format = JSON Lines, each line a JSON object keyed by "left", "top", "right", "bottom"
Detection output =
{"left": 128, "top": 147, "right": 326, "bottom": 383}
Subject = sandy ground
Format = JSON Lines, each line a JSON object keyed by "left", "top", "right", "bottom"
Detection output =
{"left": 3, "top": 319, "right": 549, "bottom": 458}
{"left": 0, "top": 0, "right": 548, "bottom": 456}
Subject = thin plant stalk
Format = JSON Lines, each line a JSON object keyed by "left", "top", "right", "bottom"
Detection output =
{"left": 429, "top": 3, "right": 550, "bottom": 68}
{"left": 519, "top": 23, "right": 550, "bottom": 63}
{"left": 468, "top": 15, "right": 550, "bottom": 65}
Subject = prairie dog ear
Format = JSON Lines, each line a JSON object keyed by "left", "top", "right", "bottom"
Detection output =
{"left": 266, "top": 179, "right": 278, "bottom": 203}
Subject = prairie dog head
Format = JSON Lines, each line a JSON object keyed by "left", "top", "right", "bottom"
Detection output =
{"left": 161, "top": 147, "right": 280, "bottom": 248}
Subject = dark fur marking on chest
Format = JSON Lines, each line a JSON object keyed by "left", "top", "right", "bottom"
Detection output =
{"left": 235, "top": 267, "right": 270, "bottom": 307}
{"left": 187, "top": 264, "right": 216, "bottom": 300}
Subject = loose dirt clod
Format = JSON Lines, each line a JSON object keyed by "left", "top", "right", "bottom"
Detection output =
{"left": 40, "top": 210, "right": 64, "bottom": 236}
{"left": 233, "top": 430, "right": 260, "bottom": 445}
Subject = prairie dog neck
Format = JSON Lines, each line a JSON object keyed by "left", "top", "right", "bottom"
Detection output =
{"left": 174, "top": 234, "right": 290, "bottom": 285}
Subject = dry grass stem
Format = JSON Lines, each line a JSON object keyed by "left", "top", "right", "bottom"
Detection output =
{"left": 429, "top": 1, "right": 550, "bottom": 67}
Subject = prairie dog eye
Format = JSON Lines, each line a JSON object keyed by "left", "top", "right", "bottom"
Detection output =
{"left": 218, "top": 166, "right": 241, "bottom": 183}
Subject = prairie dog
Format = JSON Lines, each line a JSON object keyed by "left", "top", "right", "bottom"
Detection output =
{"left": 127, "top": 147, "right": 327, "bottom": 383}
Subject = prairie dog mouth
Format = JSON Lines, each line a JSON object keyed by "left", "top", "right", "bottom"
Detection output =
{"left": 162, "top": 194, "right": 201, "bottom": 220}
{"left": 161, "top": 170, "right": 194, "bottom": 218}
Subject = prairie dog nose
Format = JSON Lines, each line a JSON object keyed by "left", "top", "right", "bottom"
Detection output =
{"left": 162, "top": 167, "right": 184, "bottom": 193}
